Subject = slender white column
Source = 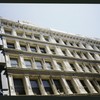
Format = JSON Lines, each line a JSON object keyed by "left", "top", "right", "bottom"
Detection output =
{"left": 49, "top": 36, "right": 56, "bottom": 43}
{"left": 8, "top": 75, "right": 16, "bottom": 95}
{"left": 38, "top": 78, "right": 47, "bottom": 95}
{"left": 40, "top": 34, "right": 45, "bottom": 41}
{"left": 2, "top": 38, "right": 7, "bottom": 48}
{"left": 19, "top": 55, "right": 26, "bottom": 68}
{"left": 55, "top": 46, "right": 64, "bottom": 56}
{"left": 24, "top": 75, "right": 34, "bottom": 95}
{"left": 66, "top": 49, "right": 73, "bottom": 57}
{"left": 85, "top": 79, "right": 97, "bottom": 93}
{"left": 45, "top": 45, "right": 52, "bottom": 54}
{"left": 52, "top": 59, "right": 60, "bottom": 70}
{"left": 87, "top": 52, "right": 94, "bottom": 60}
{"left": 59, "top": 38, "right": 65, "bottom": 45}
{"left": 72, "top": 77, "right": 87, "bottom": 94}
{"left": 5, "top": 55, "right": 11, "bottom": 67}
{"left": 0, "top": 26, "right": 5, "bottom": 34}
{"left": 60, "top": 77, "right": 73, "bottom": 94}
{"left": 15, "top": 40, "right": 21, "bottom": 50}
{"left": 86, "top": 44, "right": 93, "bottom": 50}
{"left": 75, "top": 61, "right": 83, "bottom": 72}
{"left": 79, "top": 42, "right": 85, "bottom": 48}
{"left": 12, "top": 28, "right": 17, "bottom": 36}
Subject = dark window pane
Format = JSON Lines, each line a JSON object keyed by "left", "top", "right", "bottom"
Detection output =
{"left": 34, "top": 35, "right": 40, "bottom": 40}
{"left": 10, "top": 58, "right": 18, "bottom": 67}
{"left": 7, "top": 43, "right": 15, "bottom": 49}
{"left": 35, "top": 61, "right": 43, "bottom": 69}
{"left": 50, "top": 49, "right": 55, "bottom": 54}
{"left": 20, "top": 45, "right": 27, "bottom": 51}
{"left": 45, "top": 62, "right": 52, "bottom": 70}
{"left": 44, "top": 36, "right": 49, "bottom": 41}
{"left": 53, "top": 79, "right": 64, "bottom": 93}
{"left": 42, "top": 80, "right": 53, "bottom": 94}
{"left": 80, "top": 80, "right": 90, "bottom": 93}
{"left": 13, "top": 79, "right": 25, "bottom": 95}
{"left": 57, "top": 62, "right": 63, "bottom": 70}
{"left": 26, "top": 34, "right": 31, "bottom": 38}
{"left": 55, "top": 39, "right": 59, "bottom": 43}
{"left": 66, "top": 80, "right": 76, "bottom": 93}
{"left": 24, "top": 60, "right": 32, "bottom": 68}
{"left": 30, "top": 80, "right": 41, "bottom": 95}
{"left": 5, "top": 30, "right": 11, "bottom": 35}
{"left": 70, "top": 63, "right": 76, "bottom": 71}
{"left": 30, "top": 47, "right": 37, "bottom": 52}
{"left": 40, "top": 48, "right": 46, "bottom": 53}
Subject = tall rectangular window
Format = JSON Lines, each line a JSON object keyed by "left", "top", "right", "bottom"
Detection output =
{"left": 34, "top": 34, "right": 40, "bottom": 40}
{"left": 40, "top": 47, "right": 46, "bottom": 53}
{"left": 44, "top": 36, "right": 49, "bottom": 42}
{"left": 35, "top": 60, "right": 43, "bottom": 69}
{"left": 24, "top": 60, "right": 32, "bottom": 68}
{"left": 30, "top": 80, "right": 41, "bottom": 95}
{"left": 7, "top": 43, "right": 15, "bottom": 49}
{"left": 30, "top": 46, "right": 37, "bottom": 52}
{"left": 13, "top": 78, "right": 25, "bottom": 95}
{"left": 50, "top": 49, "right": 55, "bottom": 54}
{"left": 45, "top": 61, "right": 52, "bottom": 70}
{"left": 42, "top": 80, "right": 53, "bottom": 94}
{"left": 5, "top": 30, "right": 11, "bottom": 35}
{"left": 10, "top": 58, "right": 18, "bottom": 67}
{"left": 20, "top": 45, "right": 27, "bottom": 51}
{"left": 80, "top": 80, "right": 90, "bottom": 93}
{"left": 66, "top": 80, "right": 77, "bottom": 93}
{"left": 70, "top": 63, "right": 76, "bottom": 71}
{"left": 53, "top": 79, "right": 64, "bottom": 94}
{"left": 57, "top": 62, "right": 63, "bottom": 70}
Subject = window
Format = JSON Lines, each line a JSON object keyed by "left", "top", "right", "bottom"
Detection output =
{"left": 30, "top": 80, "right": 41, "bottom": 95}
{"left": 55, "top": 39, "right": 59, "bottom": 43}
{"left": 42, "top": 80, "right": 53, "bottom": 94}
{"left": 70, "top": 63, "right": 76, "bottom": 71}
{"left": 24, "top": 60, "right": 32, "bottom": 68}
{"left": 53, "top": 79, "right": 64, "bottom": 94}
{"left": 62, "top": 50, "right": 66, "bottom": 56}
{"left": 26, "top": 34, "right": 31, "bottom": 38}
{"left": 5, "top": 30, "right": 11, "bottom": 35}
{"left": 40, "top": 47, "right": 46, "bottom": 53}
{"left": 35, "top": 60, "right": 43, "bottom": 69}
{"left": 30, "top": 46, "right": 37, "bottom": 52}
{"left": 10, "top": 58, "right": 18, "bottom": 67}
{"left": 70, "top": 42, "right": 73, "bottom": 46}
{"left": 90, "top": 53, "right": 95, "bottom": 59}
{"left": 57, "top": 62, "right": 63, "bottom": 70}
{"left": 80, "top": 80, "right": 90, "bottom": 93}
{"left": 79, "top": 64, "right": 85, "bottom": 72}
{"left": 86, "top": 65, "right": 91, "bottom": 72}
{"left": 50, "top": 49, "right": 55, "bottom": 54}
{"left": 89, "top": 80, "right": 98, "bottom": 93}
{"left": 66, "top": 80, "right": 77, "bottom": 93}
{"left": 34, "top": 34, "right": 40, "bottom": 40}
{"left": 97, "top": 80, "right": 100, "bottom": 86}
{"left": 13, "top": 78, "right": 25, "bottom": 95}
{"left": 17, "top": 32, "right": 23, "bottom": 37}
{"left": 44, "top": 36, "right": 49, "bottom": 42}
{"left": 45, "top": 61, "right": 52, "bottom": 70}
{"left": 7, "top": 43, "right": 15, "bottom": 49}
{"left": 20, "top": 45, "right": 27, "bottom": 51}
{"left": 63, "top": 41, "right": 67, "bottom": 45}
{"left": 83, "top": 53, "right": 88, "bottom": 59}
{"left": 92, "top": 66, "right": 98, "bottom": 73}
{"left": 77, "top": 52, "right": 81, "bottom": 58}
{"left": 76, "top": 43, "right": 79, "bottom": 47}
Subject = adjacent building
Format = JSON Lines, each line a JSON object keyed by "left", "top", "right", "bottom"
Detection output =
{"left": 0, "top": 17, "right": 100, "bottom": 96}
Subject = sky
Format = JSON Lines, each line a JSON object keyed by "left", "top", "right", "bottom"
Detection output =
{"left": 0, "top": 4, "right": 100, "bottom": 39}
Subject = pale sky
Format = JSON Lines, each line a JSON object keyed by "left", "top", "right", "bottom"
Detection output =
{"left": 0, "top": 4, "right": 100, "bottom": 39}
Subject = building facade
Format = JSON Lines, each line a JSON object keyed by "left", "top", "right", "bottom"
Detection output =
{"left": 0, "top": 17, "right": 100, "bottom": 96}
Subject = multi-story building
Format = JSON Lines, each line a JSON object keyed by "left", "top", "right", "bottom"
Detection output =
{"left": 0, "top": 17, "right": 100, "bottom": 96}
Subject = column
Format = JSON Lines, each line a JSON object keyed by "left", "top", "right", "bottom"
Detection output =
{"left": 63, "top": 60, "right": 73, "bottom": 71}
{"left": 55, "top": 46, "right": 64, "bottom": 56}
{"left": 59, "top": 38, "right": 65, "bottom": 45}
{"left": 52, "top": 59, "right": 60, "bottom": 70}
{"left": 97, "top": 64, "right": 100, "bottom": 73}
{"left": 15, "top": 40, "right": 21, "bottom": 50}
{"left": 5, "top": 55, "right": 11, "bottom": 67}
{"left": 50, "top": 78, "right": 59, "bottom": 95}
{"left": 8, "top": 75, "right": 16, "bottom": 95}
{"left": 49, "top": 36, "right": 56, "bottom": 43}
{"left": 19, "top": 55, "right": 26, "bottom": 68}
{"left": 60, "top": 77, "right": 73, "bottom": 94}
{"left": 32, "top": 58, "right": 37, "bottom": 69}
{"left": 2, "top": 38, "right": 7, "bottom": 48}
{"left": 79, "top": 42, "right": 85, "bottom": 48}
{"left": 24, "top": 75, "right": 33, "bottom": 95}
{"left": 40, "top": 34, "right": 45, "bottom": 41}
{"left": 72, "top": 77, "right": 87, "bottom": 94}
{"left": 38, "top": 78, "right": 47, "bottom": 95}
{"left": 94, "top": 53, "right": 100, "bottom": 60}
{"left": 81, "top": 53, "right": 87, "bottom": 59}
{"left": 45, "top": 45, "right": 52, "bottom": 54}
{"left": 27, "top": 43, "right": 31, "bottom": 52}
{"left": 86, "top": 44, "right": 93, "bottom": 50}
{"left": 36, "top": 45, "right": 41, "bottom": 53}
{"left": 75, "top": 61, "right": 83, "bottom": 72}
{"left": 12, "top": 28, "right": 17, "bottom": 36}
{"left": 74, "top": 51, "right": 80, "bottom": 58}
{"left": 87, "top": 52, "right": 94, "bottom": 60}
{"left": 66, "top": 49, "right": 73, "bottom": 57}
{"left": 85, "top": 78, "right": 97, "bottom": 93}
{"left": 94, "top": 80, "right": 100, "bottom": 93}
{"left": 94, "top": 45, "right": 99, "bottom": 51}
{"left": 0, "top": 26, "right": 5, "bottom": 34}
